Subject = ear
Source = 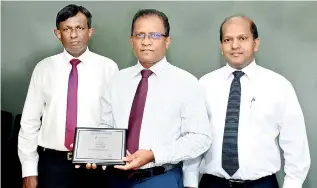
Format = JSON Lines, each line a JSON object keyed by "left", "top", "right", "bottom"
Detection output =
{"left": 165, "top": 36, "right": 172, "bottom": 49}
{"left": 130, "top": 36, "right": 134, "bottom": 46}
{"left": 88, "top": 28, "right": 95, "bottom": 38}
{"left": 220, "top": 42, "right": 224, "bottom": 55}
{"left": 54, "top": 28, "right": 61, "bottom": 41}
{"left": 254, "top": 38, "right": 260, "bottom": 52}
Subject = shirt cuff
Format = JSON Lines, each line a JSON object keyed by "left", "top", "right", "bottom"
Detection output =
{"left": 282, "top": 177, "right": 303, "bottom": 188}
{"left": 22, "top": 161, "right": 38, "bottom": 177}
{"left": 151, "top": 147, "right": 168, "bottom": 165}
{"left": 183, "top": 170, "right": 200, "bottom": 187}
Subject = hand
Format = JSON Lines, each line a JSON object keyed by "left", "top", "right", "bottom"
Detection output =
{"left": 22, "top": 176, "right": 38, "bottom": 188}
{"left": 114, "top": 149, "right": 154, "bottom": 171}
{"left": 75, "top": 150, "right": 132, "bottom": 170}
{"left": 75, "top": 163, "right": 97, "bottom": 169}
{"left": 72, "top": 143, "right": 97, "bottom": 170}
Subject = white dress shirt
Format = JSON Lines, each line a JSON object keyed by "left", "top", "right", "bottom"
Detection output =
{"left": 101, "top": 57, "right": 212, "bottom": 170}
{"left": 18, "top": 48, "right": 119, "bottom": 177}
{"left": 183, "top": 60, "right": 310, "bottom": 188}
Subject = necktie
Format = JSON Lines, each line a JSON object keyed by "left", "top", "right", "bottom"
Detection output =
{"left": 65, "top": 59, "right": 80, "bottom": 151}
{"left": 222, "top": 70, "right": 245, "bottom": 176}
{"left": 127, "top": 69, "right": 153, "bottom": 154}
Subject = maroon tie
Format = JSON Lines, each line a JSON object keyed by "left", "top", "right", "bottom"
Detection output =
{"left": 65, "top": 59, "right": 80, "bottom": 151}
{"left": 127, "top": 69, "right": 153, "bottom": 154}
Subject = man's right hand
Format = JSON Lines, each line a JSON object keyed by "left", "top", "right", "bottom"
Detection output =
{"left": 22, "top": 176, "right": 38, "bottom": 188}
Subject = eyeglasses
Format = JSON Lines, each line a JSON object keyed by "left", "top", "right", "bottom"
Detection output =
{"left": 132, "top": 32, "right": 167, "bottom": 40}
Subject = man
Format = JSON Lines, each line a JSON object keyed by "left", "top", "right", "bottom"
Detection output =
{"left": 184, "top": 15, "right": 311, "bottom": 188}
{"left": 98, "top": 9, "right": 212, "bottom": 188}
{"left": 18, "top": 4, "right": 118, "bottom": 188}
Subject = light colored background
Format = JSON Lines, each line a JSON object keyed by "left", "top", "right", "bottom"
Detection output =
{"left": 1, "top": 1, "right": 316, "bottom": 187}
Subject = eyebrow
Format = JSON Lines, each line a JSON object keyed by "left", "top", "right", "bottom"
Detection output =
{"left": 223, "top": 34, "right": 249, "bottom": 38}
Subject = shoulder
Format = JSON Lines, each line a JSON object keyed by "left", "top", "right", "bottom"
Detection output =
{"left": 199, "top": 66, "right": 226, "bottom": 85}
{"left": 89, "top": 51, "right": 118, "bottom": 70}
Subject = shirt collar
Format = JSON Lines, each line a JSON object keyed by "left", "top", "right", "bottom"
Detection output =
{"left": 132, "top": 57, "right": 168, "bottom": 77}
{"left": 223, "top": 59, "right": 257, "bottom": 80}
{"left": 63, "top": 47, "right": 91, "bottom": 64}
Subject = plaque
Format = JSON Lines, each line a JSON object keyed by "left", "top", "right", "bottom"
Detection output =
{"left": 72, "top": 127, "right": 126, "bottom": 165}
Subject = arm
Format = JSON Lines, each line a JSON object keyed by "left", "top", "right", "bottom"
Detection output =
{"left": 151, "top": 81, "right": 212, "bottom": 166}
{"left": 100, "top": 62, "right": 119, "bottom": 128}
{"left": 18, "top": 65, "right": 44, "bottom": 183}
{"left": 278, "top": 81, "right": 311, "bottom": 188}
{"left": 183, "top": 83, "right": 212, "bottom": 187}
{"left": 183, "top": 155, "right": 204, "bottom": 188}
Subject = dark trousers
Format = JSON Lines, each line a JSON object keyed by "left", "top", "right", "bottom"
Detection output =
{"left": 37, "top": 147, "right": 106, "bottom": 188}
{"left": 199, "top": 174, "right": 279, "bottom": 188}
{"left": 105, "top": 166, "right": 184, "bottom": 188}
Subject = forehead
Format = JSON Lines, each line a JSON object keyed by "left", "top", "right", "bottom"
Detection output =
{"left": 133, "top": 15, "right": 165, "bottom": 32}
{"left": 222, "top": 17, "right": 252, "bottom": 37}
{"left": 59, "top": 12, "right": 88, "bottom": 27}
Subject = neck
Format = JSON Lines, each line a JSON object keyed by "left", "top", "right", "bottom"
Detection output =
{"left": 229, "top": 59, "right": 254, "bottom": 70}
{"left": 67, "top": 46, "right": 87, "bottom": 58}
{"left": 139, "top": 57, "right": 165, "bottom": 69}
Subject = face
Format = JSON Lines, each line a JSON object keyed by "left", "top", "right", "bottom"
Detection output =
{"left": 54, "top": 12, "right": 94, "bottom": 57}
{"left": 220, "top": 17, "right": 260, "bottom": 69}
{"left": 130, "top": 15, "right": 171, "bottom": 68}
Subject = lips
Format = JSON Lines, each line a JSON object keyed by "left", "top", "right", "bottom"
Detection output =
{"left": 231, "top": 52, "right": 243, "bottom": 57}
{"left": 70, "top": 41, "right": 80, "bottom": 45}
{"left": 141, "top": 49, "right": 153, "bottom": 52}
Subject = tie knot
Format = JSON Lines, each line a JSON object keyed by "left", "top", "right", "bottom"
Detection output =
{"left": 233, "top": 71, "right": 244, "bottom": 80}
{"left": 141, "top": 69, "right": 153, "bottom": 78}
{"left": 70, "top": 59, "right": 81, "bottom": 66}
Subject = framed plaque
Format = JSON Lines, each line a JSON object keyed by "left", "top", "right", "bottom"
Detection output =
{"left": 72, "top": 127, "right": 127, "bottom": 165}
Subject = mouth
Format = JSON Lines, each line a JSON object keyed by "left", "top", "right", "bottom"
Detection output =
{"left": 230, "top": 52, "right": 243, "bottom": 57}
{"left": 141, "top": 49, "right": 154, "bottom": 52}
{"left": 70, "top": 41, "right": 80, "bottom": 45}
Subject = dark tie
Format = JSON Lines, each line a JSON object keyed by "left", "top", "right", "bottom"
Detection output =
{"left": 127, "top": 69, "right": 153, "bottom": 154}
{"left": 222, "top": 70, "right": 245, "bottom": 176}
{"left": 65, "top": 59, "right": 80, "bottom": 151}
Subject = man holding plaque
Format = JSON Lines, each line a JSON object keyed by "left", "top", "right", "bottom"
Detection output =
{"left": 18, "top": 4, "right": 118, "bottom": 188}
{"left": 98, "top": 9, "right": 212, "bottom": 188}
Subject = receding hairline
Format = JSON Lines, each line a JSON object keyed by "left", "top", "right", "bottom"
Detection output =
{"left": 222, "top": 15, "right": 253, "bottom": 29}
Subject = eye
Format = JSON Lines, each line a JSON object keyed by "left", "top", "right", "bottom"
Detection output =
{"left": 239, "top": 36, "right": 247, "bottom": 41}
{"left": 151, "top": 33, "right": 161, "bottom": 39}
{"left": 63, "top": 28, "right": 70, "bottom": 31}
{"left": 77, "top": 27, "right": 84, "bottom": 30}
{"left": 223, "top": 39, "right": 231, "bottom": 43}
{"left": 136, "top": 33, "right": 144, "bottom": 38}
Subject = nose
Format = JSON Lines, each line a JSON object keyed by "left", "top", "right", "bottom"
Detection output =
{"left": 70, "top": 29, "right": 78, "bottom": 39}
{"left": 141, "top": 35, "right": 152, "bottom": 46}
{"left": 231, "top": 38, "right": 240, "bottom": 49}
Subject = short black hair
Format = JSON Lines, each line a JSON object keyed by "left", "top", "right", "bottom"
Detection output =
{"left": 131, "top": 9, "right": 170, "bottom": 37}
{"left": 56, "top": 4, "right": 92, "bottom": 29}
{"left": 220, "top": 15, "right": 258, "bottom": 42}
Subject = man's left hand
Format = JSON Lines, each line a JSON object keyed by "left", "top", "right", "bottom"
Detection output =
{"left": 114, "top": 149, "right": 154, "bottom": 170}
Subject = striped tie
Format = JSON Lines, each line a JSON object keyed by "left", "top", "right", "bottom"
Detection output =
{"left": 222, "top": 70, "right": 244, "bottom": 176}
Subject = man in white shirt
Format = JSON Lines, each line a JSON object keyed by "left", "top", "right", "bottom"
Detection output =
{"left": 184, "top": 15, "right": 311, "bottom": 188}
{"left": 96, "top": 9, "right": 212, "bottom": 188}
{"left": 18, "top": 4, "right": 118, "bottom": 188}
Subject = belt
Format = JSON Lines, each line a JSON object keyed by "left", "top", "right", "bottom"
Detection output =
{"left": 38, "top": 146, "right": 73, "bottom": 160}
{"left": 107, "top": 165, "right": 174, "bottom": 181}
{"left": 203, "top": 174, "right": 275, "bottom": 188}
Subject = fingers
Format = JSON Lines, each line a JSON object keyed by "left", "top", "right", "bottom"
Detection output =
{"left": 114, "top": 162, "right": 134, "bottom": 170}
{"left": 124, "top": 153, "right": 137, "bottom": 162}
{"left": 114, "top": 158, "right": 139, "bottom": 170}
{"left": 86, "top": 163, "right": 92, "bottom": 169}
{"left": 92, "top": 163, "right": 97, "bottom": 169}
{"left": 126, "top": 150, "right": 131, "bottom": 156}
{"left": 75, "top": 163, "right": 97, "bottom": 169}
